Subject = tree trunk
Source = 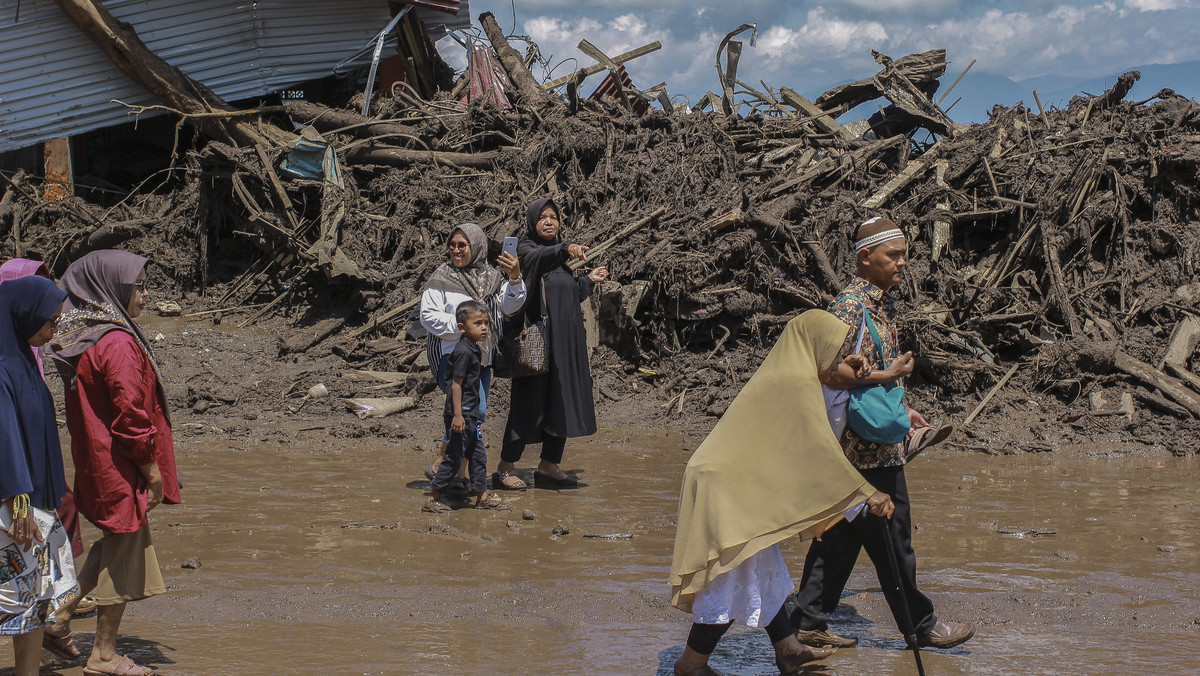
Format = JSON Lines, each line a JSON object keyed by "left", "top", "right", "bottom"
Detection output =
{"left": 52, "top": 0, "right": 294, "bottom": 148}
{"left": 478, "top": 11, "right": 546, "bottom": 105}
{"left": 285, "top": 101, "right": 418, "bottom": 139}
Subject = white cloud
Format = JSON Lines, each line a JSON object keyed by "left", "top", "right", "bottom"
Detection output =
{"left": 756, "top": 9, "right": 889, "bottom": 61}
{"left": 516, "top": 13, "right": 674, "bottom": 88}
{"left": 1124, "top": 0, "right": 1189, "bottom": 10}
{"left": 441, "top": 1, "right": 1200, "bottom": 112}
{"left": 842, "top": 0, "right": 959, "bottom": 14}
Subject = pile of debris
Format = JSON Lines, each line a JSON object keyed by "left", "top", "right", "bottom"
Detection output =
{"left": 2, "top": 7, "right": 1199, "bottom": 450}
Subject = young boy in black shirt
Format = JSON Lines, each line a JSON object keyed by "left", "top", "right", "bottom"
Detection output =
{"left": 424, "top": 300, "right": 498, "bottom": 512}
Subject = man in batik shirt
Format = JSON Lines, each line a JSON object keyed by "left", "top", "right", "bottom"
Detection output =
{"left": 788, "top": 216, "right": 975, "bottom": 650}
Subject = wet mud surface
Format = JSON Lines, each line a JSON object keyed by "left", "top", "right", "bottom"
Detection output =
{"left": 4, "top": 316, "right": 1199, "bottom": 675}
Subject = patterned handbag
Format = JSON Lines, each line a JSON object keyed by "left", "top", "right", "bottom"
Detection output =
{"left": 493, "top": 279, "right": 549, "bottom": 378}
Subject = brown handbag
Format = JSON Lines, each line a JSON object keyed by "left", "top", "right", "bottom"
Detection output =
{"left": 493, "top": 279, "right": 549, "bottom": 378}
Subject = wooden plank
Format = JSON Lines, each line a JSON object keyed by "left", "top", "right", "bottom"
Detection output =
{"left": 569, "top": 207, "right": 667, "bottom": 270}
{"left": 1041, "top": 219, "right": 1081, "bottom": 336}
{"left": 935, "top": 58, "right": 975, "bottom": 107}
{"left": 349, "top": 297, "right": 419, "bottom": 341}
{"left": 1165, "top": 362, "right": 1200, "bottom": 395}
{"left": 577, "top": 40, "right": 638, "bottom": 114}
{"left": 860, "top": 140, "right": 942, "bottom": 209}
{"left": 542, "top": 42, "right": 662, "bottom": 90}
{"left": 779, "top": 87, "right": 855, "bottom": 141}
{"left": 962, "top": 363, "right": 1019, "bottom": 427}
{"left": 1032, "top": 90, "right": 1050, "bottom": 128}
{"left": 1160, "top": 315, "right": 1200, "bottom": 368}
{"left": 254, "top": 145, "right": 300, "bottom": 231}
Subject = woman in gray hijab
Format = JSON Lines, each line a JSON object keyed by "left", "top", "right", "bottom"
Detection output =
{"left": 419, "top": 223, "right": 526, "bottom": 486}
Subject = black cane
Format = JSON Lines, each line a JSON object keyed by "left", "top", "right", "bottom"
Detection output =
{"left": 878, "top": 514, "right": 927, "bottom": 676}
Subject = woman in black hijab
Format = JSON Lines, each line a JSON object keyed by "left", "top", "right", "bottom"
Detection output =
{"left": 495, "top": 197, "right": 608, "bottom": 489}
{"left": 1, "top": 276, "right": 78, "bottom": 676}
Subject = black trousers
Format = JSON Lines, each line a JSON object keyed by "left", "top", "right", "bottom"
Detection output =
{"left": 790, "top": 465, "right": 937, "bottom": 636}
{"left": 499, "top": 428, "right": 566, "bottom": 464}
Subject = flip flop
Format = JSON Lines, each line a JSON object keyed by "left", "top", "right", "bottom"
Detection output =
{"left": 73, "top": 594, "right": 98, "bottom": 616}
{"left": 421, "top": 498, "right": 453, "bottom": 514}
{"left": 82, "top": 654, "right": 155, "bottom": 675}
{"left": 492, "top": 471, "right": 527, "bottom": 490}
{"left": 474, "top": 493, "right": 505, "bottom": 510}
{"left": 906, "top": 424, "right": 954, "bottom": 462}
{"left": 42, "top": 628, "right": 81, "bottom": 660}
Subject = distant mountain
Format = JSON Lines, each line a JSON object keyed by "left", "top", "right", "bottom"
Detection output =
{"left": 794, "top": 61, "right": 1200, "bottom": 126}
{"left": 948, "top": 61, "right": 1200, "bottom": 124}
{"left": 1031, "top": 61, "right": 1200, "bottom": 110}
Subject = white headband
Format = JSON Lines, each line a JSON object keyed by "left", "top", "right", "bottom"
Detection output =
{"left": 854, "top": 228, "right": 904, "bottom": 252}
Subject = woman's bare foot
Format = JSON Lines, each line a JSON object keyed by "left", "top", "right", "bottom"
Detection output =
{"left": 774, "top": 635, "right": 835, "bottom": 673}
{"left": 84, "top": 654, "right": 155, "bottom": 676}
{"left": 673, "top": 646, "right": 718, "bottom": 676}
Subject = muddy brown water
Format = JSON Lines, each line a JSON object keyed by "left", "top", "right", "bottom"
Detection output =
{"left": 5, "top": 423, "right": 1198, "bottom": 675}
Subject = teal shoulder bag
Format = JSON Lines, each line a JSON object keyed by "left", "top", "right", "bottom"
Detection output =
{"left": 846, "top": 303, "right": 910, "bottom": 444}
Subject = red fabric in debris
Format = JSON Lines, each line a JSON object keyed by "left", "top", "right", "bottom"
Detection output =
{"left": 461, "top": 42, "right": 512, "bottom": 109}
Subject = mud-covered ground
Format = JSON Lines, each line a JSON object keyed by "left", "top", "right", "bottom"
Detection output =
{"left": 3, "top": 310, "right": 1199, "bottom": 676}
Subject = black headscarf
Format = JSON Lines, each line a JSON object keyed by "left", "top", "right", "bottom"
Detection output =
{"left": 517, "top": 197, "right": 565, "bottom": 325}
{"left": 0, "top": 276, "right": 68, "bottom": 509}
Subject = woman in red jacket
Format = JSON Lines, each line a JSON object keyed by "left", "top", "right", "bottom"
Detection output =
{"left": 45, "top": 250, "right": 179, "bottom": 676}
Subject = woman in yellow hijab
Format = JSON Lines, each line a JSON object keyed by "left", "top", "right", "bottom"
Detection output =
{"left": 670, "top": 310, "right": 892, "bottom": 675}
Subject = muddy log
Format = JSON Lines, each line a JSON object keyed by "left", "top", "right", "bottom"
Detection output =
{"left": 478, "top": 12, "right": 546, "bottom": 104}
{"left": 285, "top": 100, "right": 419, "bottom": 140}
{"left": 52, "top": 0, "right": 293, "bottom": 148}
{"left": 66, "top": 217, "right": 156, "bottom": 260}
{"left": 1114, "top": 352, "right": 1200, "bottom": 418}
{"left": 343, "top": 145, "right": 519, "bottom": 168}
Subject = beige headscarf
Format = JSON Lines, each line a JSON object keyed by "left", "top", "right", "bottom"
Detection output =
{"left": 669, "top": 309, "right": 875, "bottom": 612}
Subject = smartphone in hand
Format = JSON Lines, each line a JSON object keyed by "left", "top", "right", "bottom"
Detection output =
{"left": 501, "top": 236, "right": 519, "bottom": 259}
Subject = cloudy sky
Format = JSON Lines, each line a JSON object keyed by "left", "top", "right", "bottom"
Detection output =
{"left": 438, "top": 0, "right": 1200, "bottom": 112}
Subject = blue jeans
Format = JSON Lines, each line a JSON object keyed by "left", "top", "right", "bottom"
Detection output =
{"left": 434, "top": 416, "right": 487, "bottom": 494}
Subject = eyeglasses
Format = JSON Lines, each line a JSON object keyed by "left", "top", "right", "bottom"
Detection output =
{"left": 133, "top": 281, "right": 148, "bottom": 291}
{"left": 447, "top": 242, "right": 470, "bottom": 250}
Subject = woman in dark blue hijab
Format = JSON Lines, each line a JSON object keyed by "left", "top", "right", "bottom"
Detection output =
{"left": 1, "top": 275, "right": 80, "bottom": 676}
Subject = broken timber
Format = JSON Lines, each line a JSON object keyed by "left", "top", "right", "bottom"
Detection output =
{"left": 542, "top": 42, "right": 662, "bottom": 91}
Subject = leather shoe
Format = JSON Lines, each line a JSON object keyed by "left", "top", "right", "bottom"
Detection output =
{"left": 917, "top": 620, "right": 975, "bottom": 649}
{"left": 794, "top": 627, "right": 858, "bottom": 648}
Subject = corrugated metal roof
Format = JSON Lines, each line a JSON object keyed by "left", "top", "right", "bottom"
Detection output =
{"left": 0, "top": 0, "right": 407, "bottom": 152}
{"left": 411, "top": 0, "right": 471, "bottom": 41}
